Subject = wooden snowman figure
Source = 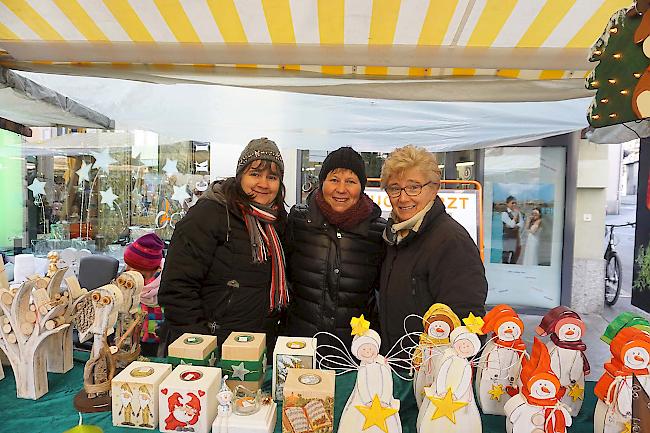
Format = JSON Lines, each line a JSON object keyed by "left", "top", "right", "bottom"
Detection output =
{"left": 412, "top": 303, "right": 461, "bottom": 408}
{"left": 338, "top": 316, "right": 402, "bottom": 433}
{"left": 594, "top": 327, "right": 650, "bottom": 433}
{"left": 476, "top": 304, "right": 528, "bottom": 416}
{"left": 417, "top": 326, "right": 482, "bottom": 433}
{"left": 535, "top": 306, "right": 590, "bottom": 416}
{"left": 504, "top": 337, "right": 572, "bottom": 433}
{"left": 213, "top": 376, "right": 234, "bottom": 433}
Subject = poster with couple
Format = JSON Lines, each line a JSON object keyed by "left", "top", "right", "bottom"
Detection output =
{"left": 490, "top": 183, "right": 555, "bottom": 267}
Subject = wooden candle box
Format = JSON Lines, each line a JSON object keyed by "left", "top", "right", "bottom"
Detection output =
{"left": 282, "top": 368, "right": 335, "bottom": 433}
{"left": 167, "top": 333, "right": 219, "bottom": 367}
{"left": 112, "top": 361, "right": 172, "bottom": 430}
{"left": 273, "top": 336, "right": 317, "bottom": 401}
{"left": 220, "top": 332, "right": 267, "bottom": 392}
{"left": 158, "top": 365, "right": 221, "bottom": 433}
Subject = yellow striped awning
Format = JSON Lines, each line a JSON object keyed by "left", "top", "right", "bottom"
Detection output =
{"left": 0, "top": 0, "right": 633, "bottom": 101}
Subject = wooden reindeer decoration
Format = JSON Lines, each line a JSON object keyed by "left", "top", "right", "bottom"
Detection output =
{"left": 0, "top": 278, "right": 70, "bottom": 399}
{"left": 112, "top": 271, "right": 145, "bottom": 369}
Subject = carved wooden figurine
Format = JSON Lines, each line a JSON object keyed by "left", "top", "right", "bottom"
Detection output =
{"left": 112, "top": 271, "right": 145, "bottom": 369}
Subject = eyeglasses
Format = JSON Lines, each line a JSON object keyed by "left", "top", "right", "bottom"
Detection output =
{"left": 385, "top": 181, "right": 437, "bottom": 198}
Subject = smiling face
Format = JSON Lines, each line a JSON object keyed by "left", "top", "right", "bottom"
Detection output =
{"left": 321, "top": 168, "right": 362, "bottom": 213}
{"left": 427, "top": 320, "right": 452, "bottom": 339}
{"left": 556, "top": 323, "right": 582, "bottom": 342}
{"left": 497, "top": 321, "right": 522, "bottom": 341}
{"left": 453, "top": 338, "right": 478, "bottom": 358}
{"left": 386, "top": 167, "right": 438, "bottom": 222}
{"left": 530, "top": 379, "right": 558, "bottom": 399}
{"left": 356, "top": 342, "right": 379, "bottom": 362}
{"left": 239, "top": 160, "right": 281, "bottom": 206}
{"left": 623, "top": 346, "right": 650, "bottom": 370}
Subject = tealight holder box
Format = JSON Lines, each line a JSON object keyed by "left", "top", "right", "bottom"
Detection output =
{"left": 211, "top": 386, "right": 277, "bottom": 433}
{"left": 282, "top": 368, "right": 335, "bottom": 433}
{"left": 220, "top": 332, "right": 267, "bottom": 392}
{"left": 167, "top": 333, "right": 219, "bottom": 367}
{"left": 273, "top": 336, "right": 317, "bottom": 401}
{"left": 112, "top": 361, "right": 172, "bottom": 430}
{"left": 158, "top": 365, "right": 221, "bottom": 433}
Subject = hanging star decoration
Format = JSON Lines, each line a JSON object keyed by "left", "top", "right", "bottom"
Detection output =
{"left": 355, "top": 395, "right": 398, "bottom": 433}
{"left": 171, "top": 185, "right": 191, "bottom": 204}
{"left": 230, "top": 362, "right": 251, "bottom": 381}
{"left": 350, "top": 314, "right": 371, "bottom": 336}
{"left": 568, "top": 382, "right": 585, "bottom": 401}
{"left": 91, "top": 149, "right": 117, "bottom": 172}
{"left": 622, "top": 421, "right": 632, "bottom": 433}
{"left": 488, "top": 384, "right": 506, "bottom": 401}
{"left": 426, "top": 387, "right": 468, "bottom": 423}
{"left": 27, "top": 178, "right": 47, "bottom": 197}
{"left": 76, "top": 160, "right": 92, "bottom": 184}
{"left": 462, "top": 313, "right": 485, "bottom": 335}
{"left": 162, "top": 159, "right": 179, "bottom": 177}
{"left": 100, "top": 187, "right": 119, "bottom": 209}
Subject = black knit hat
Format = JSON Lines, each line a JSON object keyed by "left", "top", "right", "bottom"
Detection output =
{"left": 319, "top": 147, "right": 367, "bottom": 191}
{"left": 237, "top": 137, "right": 284, "bottom": 176}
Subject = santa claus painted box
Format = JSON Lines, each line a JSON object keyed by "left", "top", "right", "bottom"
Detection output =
{"left": 273, "top": 336, "right": 317, "bottom": 401}
{"left": 112, "top": 361, "right": 172, "bottom": 430}
{"left": 221, "top": 332, "right": 267, "bottom": 393}
{"left": 282, "top": 368, "right": 335, "bottom": 433}
{"left": 158, "top": 365, "right": 221, "bottom": 433}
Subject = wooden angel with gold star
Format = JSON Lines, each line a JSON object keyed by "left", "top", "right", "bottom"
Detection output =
{"left": 417, "top": 326, "right": 482, "bottom": 433}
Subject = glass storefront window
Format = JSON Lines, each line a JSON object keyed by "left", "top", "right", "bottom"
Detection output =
{"left": 483, "top": 146, "right": 567, "bottom": 308}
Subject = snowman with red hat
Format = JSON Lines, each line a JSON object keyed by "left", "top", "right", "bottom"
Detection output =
{"left": 475, "top": 305, "right": 528, "bottom": 416}
{"left": 504, "top": 338, "right": 572, "bottom": 433}
{"left": 535, "top": 306, "right": 590, "bottom": 416}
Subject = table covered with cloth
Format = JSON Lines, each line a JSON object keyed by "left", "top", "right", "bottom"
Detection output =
{"left": 1, "top": 354, "right": 598, "bottom": 433}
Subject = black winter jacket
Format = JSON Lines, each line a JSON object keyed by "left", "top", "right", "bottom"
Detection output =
{"left": 379, "top": 196, "right": 487, "bottom": 352}
{"left": 285, "top": 193, "right": 386, "bottom": 349}
{"left": 158, "top": 182, "right": 281, "bottom": 355}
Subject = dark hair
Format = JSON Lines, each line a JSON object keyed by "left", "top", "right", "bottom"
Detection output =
{"left": 222, "top": 160, "right": 287, "bottom": 223}
{"left": 533, "top": 207, "right": 542, "bottom": 217}
{"left": 506, "top": 195, "right": 516, "bottom": 203}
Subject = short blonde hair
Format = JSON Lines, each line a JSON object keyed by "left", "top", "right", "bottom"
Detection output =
{"left": 380, "top": 145, "right": 442, "bottom": 187}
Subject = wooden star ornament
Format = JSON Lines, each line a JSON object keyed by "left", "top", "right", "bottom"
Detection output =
{"left": 355, "top": 395, "right": 398, "bottom": 433}
{"left": 462, "top": 313, "right": 484, "bottom": 335}
{"left": 426, "top": 387, "right": 468, "bottom": 423}
{"left": 350, "top": 314, "right": 370, "bottom": 336}
{"left": 488, "top": 384, "right": 505, "bottom": 401}
{"left": 568, "top": 382, "right": 585, "bottom": 401}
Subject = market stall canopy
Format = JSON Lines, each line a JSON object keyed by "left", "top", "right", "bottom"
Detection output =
{"left": 0, "top": 0, "right": 631, "bottom": 102}
{"left": 0, "top": 65, "right": 114, "bottom": 130}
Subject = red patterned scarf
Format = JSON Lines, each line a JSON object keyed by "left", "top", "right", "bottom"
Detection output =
{"left": 550, "top": 334, "right": 590, "bottom": 375}
{"left": 315, "top": 190, "right": 374, "bottom": 230}
{"left": 239, "top": 203, "right": 288, "bottom": 311}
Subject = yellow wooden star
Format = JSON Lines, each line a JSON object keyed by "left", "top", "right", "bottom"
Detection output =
{"left": 622, "top": 421, "right": 632, "bottom": 433}
{"left": 355, "top": 395, "right": 398, "bottom": 433}
{"left": 350, "top": 314, "right": 371, "bottom": 336}
{"left": 462, "top": 313, "right": 485, "bottom": 335}
{"left": 568, "top": 382, "right": 584, "bottom": 401}
{"left": 426, "top": 388, "right": 468, "bottom": 424}
{"left": 488, "top": 384, "right": 505, "bottom": 401}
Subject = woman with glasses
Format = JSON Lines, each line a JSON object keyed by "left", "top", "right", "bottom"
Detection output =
{"left": 379, "top": 145, "right": 487, "bottom": 351}
{"left": 285, "top": 147, "right": 386, "bottom": 350}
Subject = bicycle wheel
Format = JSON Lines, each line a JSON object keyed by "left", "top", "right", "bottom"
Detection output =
{"left": 604, "top": 252, "right": 622, "bottom": 306}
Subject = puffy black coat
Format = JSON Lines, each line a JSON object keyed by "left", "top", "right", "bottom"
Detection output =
{"left": 285, "top": 193, "right": 386, "bottom": 349}
{"left": 379, "top": 196, "right": 487, "bottom": 352}
{"left": 158, "top": 183, "right": 282, "bottom": 355}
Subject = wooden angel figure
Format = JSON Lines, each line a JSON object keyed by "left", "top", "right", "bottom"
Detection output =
{"left": 72, "top": 283, "right": 124, "bottom": 411}
{"left": 504, "top": 337, "right": 572, "bottom": 433}
{"left": 112, "top": 270, "right": 144, "bottom": 368}
{"left": 535, "top": 306, "right": 590, "bottom": 416}
{"left": 213, "top": 375, "right": 234, "bottom": 433}
{"left": 475, "top": 304, "right": 528, "bottom": 416}
{"left": 417, "top": 326, "right": 481, "bottom": 433}
{"left": 412, "top": 303, "right": 461, "bottom": 408}
{"left": 594, "top": 327, "right": 650, "bottom": 433}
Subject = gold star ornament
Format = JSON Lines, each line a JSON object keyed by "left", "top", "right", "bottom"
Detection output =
{"left": 350, "top": 314, "right": 371, "bottom": 336}
{"left": 426, "top": 387, "right": 468, "bottom": 423}
{"left": 622, "top": 421, "right": 632, "bottom": 433}
{"left": 355, "top": 395, "right": 398, "bottom": 433}
{"left": 488, "top": 384, "right": 505, "bottom": 401}
{"left": 568, "top": 382, "right": 585, "bottom": 401}
{"left": 462, "top": 313, "right": 485, "bottom": 335}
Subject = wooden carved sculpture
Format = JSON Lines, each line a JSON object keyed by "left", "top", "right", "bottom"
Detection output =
{"left": 112, "top": 271, "right": 145, "bottom": 369}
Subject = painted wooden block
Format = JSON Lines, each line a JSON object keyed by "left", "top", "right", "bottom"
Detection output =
{"left": 168, "top": 333, "right": 219, "bottom": 367}
{"left": 159, "top": 365, "right": 221, "bottom": 433}
{"left": 221, "top": 332, "right": 266, "bottom": 392}
{"left": 273, "top": 336, "right": 317, "bottom": 401}
{"left": 282, "top": 369, "right": 335, "bottom": 433}
{"left": 112, "top": 361, "right": 172, "bottom": 429}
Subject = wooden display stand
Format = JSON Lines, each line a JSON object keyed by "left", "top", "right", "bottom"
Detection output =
{"left": 167, "top": 333, "right": 218, "bottom": 367}
{"left": 158, "top": 365, "right": 221, "bottom": 433}
{"left": 221, "top": 332, "right": 266, "bottom": 392}
{"left": 282, "top": 368, "right": 335, "bottom": 433}
{"left": 112, "top": 361, "right": 172, "bottom": 429}
{"left": 273, "top": 336, "right": 317, "bottom": 401}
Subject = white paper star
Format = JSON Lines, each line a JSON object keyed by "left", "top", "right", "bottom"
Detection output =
{"left": 231, "top": 362, "right": 250, "bottom": 380}
{"left": 162, "top": 159, "right": 179, "bottom": 177}
{"left": 28, "top": 178, "right": 47, "bottom": 197}
{"left": 91, "top": 149, "right": 117, "bottom": 172}
{"left": 171, "top": 185, "right": 190, "bottom": 204}
{"left": 100, "top": 187, "right": 119, "bottom": 209}
{"left": 76, "top": 161, "right": 92, "bottom": 184}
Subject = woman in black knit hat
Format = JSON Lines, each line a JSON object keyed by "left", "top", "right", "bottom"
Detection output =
{"left": 285, "top": 147, "right": 386, "bottom": 349}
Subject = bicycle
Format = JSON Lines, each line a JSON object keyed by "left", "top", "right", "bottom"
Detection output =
{"left": 604, "top": 222, "right": 636, "bottom": 306}
{"left": 155, "top": 199, "right": 186, "bottom": 230}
